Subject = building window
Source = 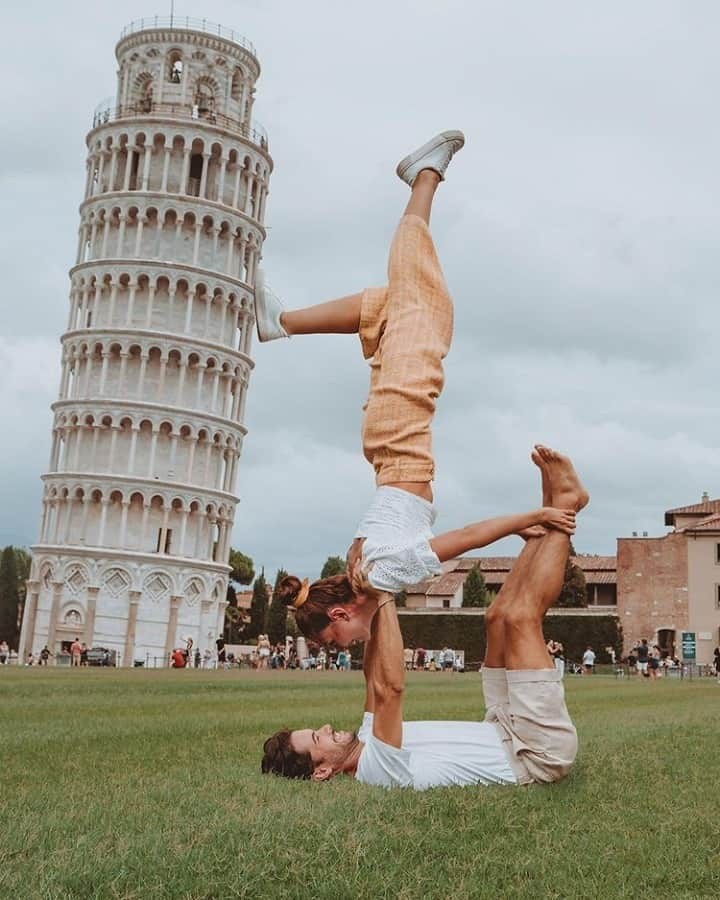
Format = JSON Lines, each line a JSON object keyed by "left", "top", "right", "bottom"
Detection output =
{"left": 716, "top": 585, "right": 720, "bottom": 610}
{"left": 716, "top": 543, "right": 720, "bottom": 564}
{"left": 156, "top": 528, "right": 172, "bottom": 554}
{"left": 442, "top": 599, "right": 450, "bottom": 609}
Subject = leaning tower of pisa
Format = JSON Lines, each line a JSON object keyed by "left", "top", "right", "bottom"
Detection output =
{"left": 19, "top": 16, "right": 272, "bottom": 666}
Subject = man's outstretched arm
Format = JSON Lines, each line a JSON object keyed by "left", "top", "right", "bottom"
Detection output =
{"left": 364, "top": 598, "right": 404, "bottom": 749}
{"left": 430, "top": 507, "right": 575, "bottom": 563}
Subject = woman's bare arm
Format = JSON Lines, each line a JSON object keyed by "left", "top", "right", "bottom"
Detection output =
{"left": 429, "top": 507, "right": 575, "bottom": 563}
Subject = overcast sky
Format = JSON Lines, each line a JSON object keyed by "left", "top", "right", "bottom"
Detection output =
{"left": 3, "top": 0, "right": 720, "bottom": 582}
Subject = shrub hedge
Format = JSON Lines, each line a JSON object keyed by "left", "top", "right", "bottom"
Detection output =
{"left": 396, "top": 612, "right": 622, "bottom": 667}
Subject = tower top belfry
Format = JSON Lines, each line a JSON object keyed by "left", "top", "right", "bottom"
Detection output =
{"left": 19, "top": 16, "right": 272, "bottom": 667}
{"left": 96, "top": 16, "right": 268, "bottom": 151}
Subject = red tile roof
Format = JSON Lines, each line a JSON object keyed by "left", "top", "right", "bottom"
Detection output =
{"left": 679, "top": 514, "right": 720, "bottom": 533}
{"left": 407, "top": 553, "right": 617, "bottom": 596}
{"left": 665, "top": 499, "right": 720, "bottom": 526}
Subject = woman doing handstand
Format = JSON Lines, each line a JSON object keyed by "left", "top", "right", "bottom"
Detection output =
{"left": 253, "top": 132, "right": 576, "bottom": 646}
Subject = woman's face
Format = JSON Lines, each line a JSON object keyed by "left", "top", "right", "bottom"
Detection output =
{"left": 317, "top": 606, "right": 371, "bottom": 647}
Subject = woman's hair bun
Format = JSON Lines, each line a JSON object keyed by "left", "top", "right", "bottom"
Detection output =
{"left": 277, "top": 575, "right": 303, "bottom": 609}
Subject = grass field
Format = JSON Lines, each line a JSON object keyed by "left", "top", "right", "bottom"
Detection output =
{"left": 1, "top": 669, "right": 718, "bottom": 900}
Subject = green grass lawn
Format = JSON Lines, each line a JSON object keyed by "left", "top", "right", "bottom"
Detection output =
{"left": 1, "top": 669, "right": 718, "bottom": 899}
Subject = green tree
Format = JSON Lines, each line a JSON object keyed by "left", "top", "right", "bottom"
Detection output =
{"left": 14, "top": 548, "right": 30, "bottom": 603}
{"left": 462, "top": 564, "right": 491, "bottom": 607}
{"left": 556, "top": 556, "right": 587, "bottom": 608}
{"left": 267, "top": 569, "right": 289, "bottom": 645}
{"left": 320, "top": 556, "right": 346, "bottom": 579}
{"left": 246, "top": 570, "right": 268, "bottom": 640}
{"left": 228, "top": 549, "right": 254, "bottom": 585}
{"left": 0, "top": 546, "right": 21, "bottom": 645}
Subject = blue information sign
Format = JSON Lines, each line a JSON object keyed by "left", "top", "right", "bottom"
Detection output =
{"left": 681, "top": 631, "right": 696, "bottom": 661}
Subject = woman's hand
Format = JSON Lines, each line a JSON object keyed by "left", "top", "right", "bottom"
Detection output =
{"left": 516, "top": 525, "right": 547, "bottom": 540}
{"left": 538, "top": 507, "right": 576, "bottom": 534}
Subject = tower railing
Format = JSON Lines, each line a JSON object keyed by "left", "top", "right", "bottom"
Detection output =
{"left": 91, "top": 100, "right": 269, "bottom": 151}
{"left": 119, "top": 16, "right": 256, "bottom": 56}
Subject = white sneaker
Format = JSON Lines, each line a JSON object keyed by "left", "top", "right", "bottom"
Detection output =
{"left": 396, "top": 130, "right": 465, "bottom": 187}
{"left": 254, "top": 269, "right": 289, "bottom": 342}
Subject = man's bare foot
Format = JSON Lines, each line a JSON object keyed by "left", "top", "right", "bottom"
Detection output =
{"left": 531, "top": 449, "right": 552, "bottom": 506}
{"left": 534, "top": 445, "right": 590, "bottom": 512}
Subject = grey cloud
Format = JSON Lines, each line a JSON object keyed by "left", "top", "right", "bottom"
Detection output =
{"left": 2, "top": 0, "right": 719, "bottom": 581}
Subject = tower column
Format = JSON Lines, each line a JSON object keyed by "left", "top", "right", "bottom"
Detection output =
{"left": 164, "top": 596, "right": 182, "bottom": 660}
{"left": 46, "top": 581, "right": 65, "bottom": 651}
{"left": 84, "top": 586, "right": 100, "bottom": 647}
{"left": 124, "top": 591, "right": 142, "bottom": 666}
{"left": 18, "top": 581, "right": 40, "bottom": 662}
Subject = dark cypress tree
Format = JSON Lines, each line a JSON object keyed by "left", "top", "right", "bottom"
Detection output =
{"left": 267, "top": 569, "right": 289, "bottom": 645}
{"left": 462, "top": 564, "right": 491, "bottom": 607}
{"left": 246, "top": 570, "right": 268, "bottom": 640}
{"left": 0, "top": 547, "right": 21, "bottom": 646}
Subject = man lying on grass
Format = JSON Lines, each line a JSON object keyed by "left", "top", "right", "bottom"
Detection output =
{"left": 261, "top": 446, "right": 588, "bottom": 789}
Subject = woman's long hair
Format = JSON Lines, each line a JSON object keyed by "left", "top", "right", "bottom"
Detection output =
{"left": 278, "top": 574, "right": 354, "bottom": 641}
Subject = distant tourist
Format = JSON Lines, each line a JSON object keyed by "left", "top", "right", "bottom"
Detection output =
{"left": 39, "top": 646, "right": 53, "bottom": 666}
{"left": 415, "top": 648, "right": 426, "bottom": 670}
{"left": 627, "top": 649, "right": 638, "bottom": 674}
{"left": 257, "top": 634, "right": 271, "bottom": 670}
{"left": 636, "top": 639, "right": 649, "bottom": 677}
{"left": 714, "top": 647, "right": 720, "bottom": 680}
{"left": 441, "top": 647, "right": 455, "bottom": 672}
{"left": 404, "top": 646, "right": 414, "bottom": 671}
{"left": 648, "top": 645, "right": 662, "bottom": 681}
{"left": 216, "top": 636, "right": 226, "bottom": 667}
{"left": 194, "top": 648, "right": 201, "bottom": 669}
{"left": 70, "top": 638, "right": 82, "bottom": 667}
{"left": 171, "top": 648, "right": 186, "bottom": 668}
{"left": 582, "top": 646, "right": 595, "bottom": 675}
{"left": 27, "top": 651, "right": 35, "bottom": 666}
{"left": 80, "top": 643, "right": 89, "bottom": 667}
{"left": 0, "top": 640, "right": 8, "bottom": 664}
{"left": 184, "top": 637, "right": 194, "bottom": 666}
{"left": 203, "top": 648, "right": 212, "bottom": 669}
{"left": 547, "top": 639, "right": 565, "bottom": 678}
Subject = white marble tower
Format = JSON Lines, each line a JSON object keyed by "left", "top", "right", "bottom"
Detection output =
{"left": 19, "top": 16, "right": 272, "bottom": 665}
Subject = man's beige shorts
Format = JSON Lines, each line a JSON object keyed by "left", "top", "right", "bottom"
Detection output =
{"left": 482, "top": 667, "right": 578, "bottom": 785}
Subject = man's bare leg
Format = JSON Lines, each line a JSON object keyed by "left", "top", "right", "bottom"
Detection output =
{"left": 503, "top": 448, "right": 589, "bottom": 670}
{"left": 483, "top": 450, "right": 549, "bottom": 668}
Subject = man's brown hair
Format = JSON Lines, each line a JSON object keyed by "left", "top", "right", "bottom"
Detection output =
{"left": 261, "top": 729, "right": 313, "bottom": 779}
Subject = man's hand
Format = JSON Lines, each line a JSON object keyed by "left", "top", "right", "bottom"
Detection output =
{"left": 538, "top": 507, "right": 576, "bottom": 535}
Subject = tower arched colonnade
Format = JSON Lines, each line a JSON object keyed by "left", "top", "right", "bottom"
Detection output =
{"left": 48, "top": 405, "right": 244, "bottom": 494}
{"left": 66, "top": 267, "right": 255, "bottom": 355}
{"left": 58, "top": 331, "right": 251, "bottom": 419}
{"left": 77, "top": 194, "right": 263, "bottom": 282}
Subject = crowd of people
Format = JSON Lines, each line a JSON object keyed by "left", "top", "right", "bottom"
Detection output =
{"left": 402, "top": 646, "right": 465, "bottom": 672}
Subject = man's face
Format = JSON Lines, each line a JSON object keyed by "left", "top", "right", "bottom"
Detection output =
{"left": 290, "top": 723, "right": 356, "bottom": 779}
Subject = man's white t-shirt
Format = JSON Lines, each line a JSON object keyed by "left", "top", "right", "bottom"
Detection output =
{"left": 582, "top": 650, "right": 596, "bottom": 666}
{"left": 354, "top": 487, "right": 444, "bottom": 593}
{"left": 355, "top": 713, "right": 517, "bottom": 790}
